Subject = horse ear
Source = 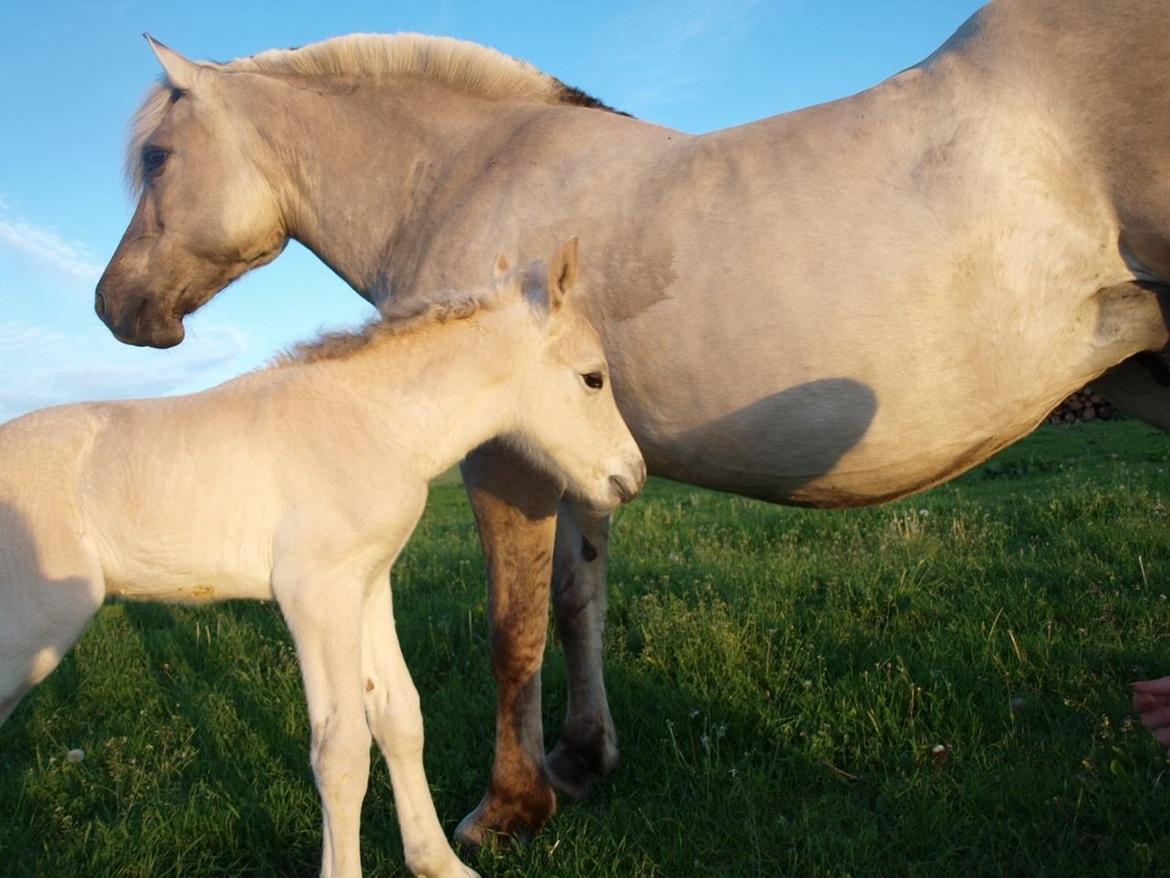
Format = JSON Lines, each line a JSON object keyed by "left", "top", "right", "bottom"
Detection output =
{"left": 145, "top": 34, "right": 203, "bottom": 91}
{"left": 547, "top": 238, "right": 579, "bottom": 310}
{"left": 493, "top": 253, "right": 510, "bottom": 280}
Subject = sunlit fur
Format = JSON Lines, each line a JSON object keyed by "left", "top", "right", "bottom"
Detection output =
{"left": 127, "top": 33, "right": 610, "bottom": 194}
{"left": 0, "top": 245, "right": 644, "bottom": 878}
{"left": 100, "top": 0, "right": 1170, "bottom": 846}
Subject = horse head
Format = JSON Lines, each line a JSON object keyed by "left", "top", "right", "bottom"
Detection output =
{"left": 95, "top": 37, "right": 287, "bottom": 347}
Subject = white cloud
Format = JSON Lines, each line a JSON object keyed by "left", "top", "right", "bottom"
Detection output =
{"left": 0, "top": 204, "right": 103, "bottom": 287}
{"left": 0, "top": 320, "right": 252, "bottom": 423}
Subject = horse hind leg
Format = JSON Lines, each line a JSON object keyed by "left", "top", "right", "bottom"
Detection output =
{"left": 0, "top": 525, "right": 105, "bottom": 725}
{"left": 1092, "top": 355, "right": 1170, "bottom": 433}
{"left": 545, "top": 501, "right": 619, "bottom": 800}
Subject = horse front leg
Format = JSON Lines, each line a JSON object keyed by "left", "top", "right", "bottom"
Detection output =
{"left": 545, "top": 501, "right": 618, "bottom": 800}
{"left": 455, "top": 440, "right": 561, "bottom": 847}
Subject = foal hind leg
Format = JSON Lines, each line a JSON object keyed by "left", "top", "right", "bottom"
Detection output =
{"left": 545, "top": 501, "right": 618, "bottom": 800}
{"left": 455, "top": 440, "right": 560, "bottom": 847}
{"left": 0, "top": 532, "right": 104, "bottom": 725}
{"left": 362, "top": 580, "right": 478, "bottom": 878}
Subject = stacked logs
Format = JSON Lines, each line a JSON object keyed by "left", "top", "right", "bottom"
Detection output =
{"left": 1047, "top": 388, "right": 1116, "bottom": 425}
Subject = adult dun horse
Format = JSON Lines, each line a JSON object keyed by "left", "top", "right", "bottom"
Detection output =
{"left": 96, "top": 0, "right": 1170, "bottom": 844}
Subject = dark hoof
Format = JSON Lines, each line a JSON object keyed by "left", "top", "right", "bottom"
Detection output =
{"left": 454, "top": 787, "right": 554, "bottom": 850}
{"left": 545, "top": 734, "right": 619, "bottom": 801}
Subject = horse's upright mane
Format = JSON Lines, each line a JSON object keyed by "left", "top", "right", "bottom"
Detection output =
{"left": 127, "top": 33, "right": 625, "bottom": 193}
{"left": 231, "top": 34, "right": 619, "bottom": 110}
{"left": 269, "top": 266, "right": 537, "bottom": 370}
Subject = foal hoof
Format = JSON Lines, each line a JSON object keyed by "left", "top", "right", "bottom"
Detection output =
{"left": 546, "top": 732, "right": 619, "bottom": 801}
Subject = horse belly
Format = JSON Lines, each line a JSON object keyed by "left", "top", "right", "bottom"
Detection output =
{"left": 631, "top": 378, "right": 1049, "bottom": 508}
{"left": 608, "top": 286, "right": 1140, "bottom": 509}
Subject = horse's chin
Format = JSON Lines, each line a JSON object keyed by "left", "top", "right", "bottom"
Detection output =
{"left": 113, "top": 315, "right": 186, "bottom": 349}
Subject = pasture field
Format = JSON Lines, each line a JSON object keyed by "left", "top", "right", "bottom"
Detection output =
{"left": 2, "top": 420, "right": 1169, "bottom": 876}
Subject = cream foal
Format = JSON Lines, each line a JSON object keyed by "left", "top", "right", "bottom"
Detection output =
{"left": 0, "top": 240, "right": 644, "bottom": 878}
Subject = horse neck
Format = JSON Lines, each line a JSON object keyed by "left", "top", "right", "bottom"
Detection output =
{"left": 285, "top": 306, "right": 533, "bottom": 482}
{"left": 251, "top": 77, "right": 524, "bottom": 303}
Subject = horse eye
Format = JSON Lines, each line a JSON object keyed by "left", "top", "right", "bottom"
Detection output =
{"left": 583, "top": 372, "right": 604, "bottom": 390}
{"left": 142, "top": 146, "right": 170, "bottom": 178}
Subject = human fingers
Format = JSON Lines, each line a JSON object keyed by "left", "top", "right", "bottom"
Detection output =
{"left": 1133, "top": 692, "right": 1170, "bottom": 712}
{"left": 1138, "top": 705, "right": 1170, "bottom": 730}
{"left": 1131, "top": 676, "right": 1170, "bottom": 695}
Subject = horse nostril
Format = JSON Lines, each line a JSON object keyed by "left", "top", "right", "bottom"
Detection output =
{"left": 94, "top": 291, "right": 107, "bottom": 320}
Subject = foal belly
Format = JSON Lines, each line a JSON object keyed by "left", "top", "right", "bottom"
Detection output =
{"left": 104, "top": 562, "right": 275, "bottom": 604}
{"left": 94, "top": 504, "right": 277, "bottom": 605}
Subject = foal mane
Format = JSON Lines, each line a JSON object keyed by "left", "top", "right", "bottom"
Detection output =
{"left": 271, "top": 271, "right": 531, "bottom": 369}
{"left": 128, "top": 33, "right": 625, "bottom": 193}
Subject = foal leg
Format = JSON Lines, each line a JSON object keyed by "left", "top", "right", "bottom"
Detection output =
{"left": 0, "top": 525, "right": 104, "bottom": 725}
{"left": 545, "top": 501, "right": 618, "bottom": 800}
{"left": 278, "top": 573, "right": 370, "bottom": 878}
{"left": 362, "top": 580, "right": 478, "bottom": 878}
{"left": 454, "top": 440, "right": 561, "bottom": 846}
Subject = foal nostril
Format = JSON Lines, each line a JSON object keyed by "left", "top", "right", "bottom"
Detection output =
{"left": 609, "top": 474, "right": 637, "bottom": 503}
{"left": 94, "top": 291, "right": 107, "bottom": 321}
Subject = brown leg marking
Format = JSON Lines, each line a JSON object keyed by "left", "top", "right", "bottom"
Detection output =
{"left": 455, "top": 439, "right": 561, "bottom": 847}
{"left": 545, "top": 501, "right": 619, "bottom": 801}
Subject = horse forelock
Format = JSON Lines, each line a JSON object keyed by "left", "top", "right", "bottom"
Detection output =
{"left": 125, "top": 33, "right": 625, "bottom": 193}
{"left": 125, "top": 82, "right": 173, "bottom": 195}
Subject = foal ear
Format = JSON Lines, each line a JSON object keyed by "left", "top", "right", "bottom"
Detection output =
{"left": 145, "top": 34, "right": 204, "bottom": 92}
{"left": 547, "top": 237, "right": 579, "bottom": 310}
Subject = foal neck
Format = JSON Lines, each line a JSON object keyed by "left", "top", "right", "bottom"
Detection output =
{"left": 281, "top": 302, "right": 534, "bottom": 482}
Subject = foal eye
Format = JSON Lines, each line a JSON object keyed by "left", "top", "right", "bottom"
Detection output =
{"left": 582, "top": 372, "right": 604, "bottom": 390}
{"left": 142, "top": 146, "right": 170, "bottom": 178}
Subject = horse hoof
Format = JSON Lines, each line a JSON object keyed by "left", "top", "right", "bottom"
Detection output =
{"left": 546, "top": 733, "right": 619, "bottom": 801}
{"left": 453, "top": 790, "right": 551, "bottom": 850}
{"left": 454, "top": 808, "right": 493, "bottom": 851}
{"left": 545, "top": 743, "right": 595, "bottom": 800}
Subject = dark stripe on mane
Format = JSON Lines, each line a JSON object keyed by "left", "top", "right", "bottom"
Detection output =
{"left": 555, "top": 80, "right": 632, "bottom": 117}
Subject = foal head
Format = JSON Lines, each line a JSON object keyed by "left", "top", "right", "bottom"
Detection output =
{"left": 508, "top": 240, "right": 645, "bottom": 511}
{"left": 95, "top": 38, "right": 287, "bottom": 347}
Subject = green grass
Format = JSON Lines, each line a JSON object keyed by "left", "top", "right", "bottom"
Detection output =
{"left": 2, "top": 420, "right": 1169, "bottom": 876}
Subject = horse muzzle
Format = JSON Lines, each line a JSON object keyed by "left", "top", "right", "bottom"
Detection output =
{"left": 94, "top": 286, "right": 186, "bottom": 349}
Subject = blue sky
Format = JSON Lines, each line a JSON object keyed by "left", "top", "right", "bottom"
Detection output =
{"left": 0, "top": 0, "right": 982, "bottom": 422}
